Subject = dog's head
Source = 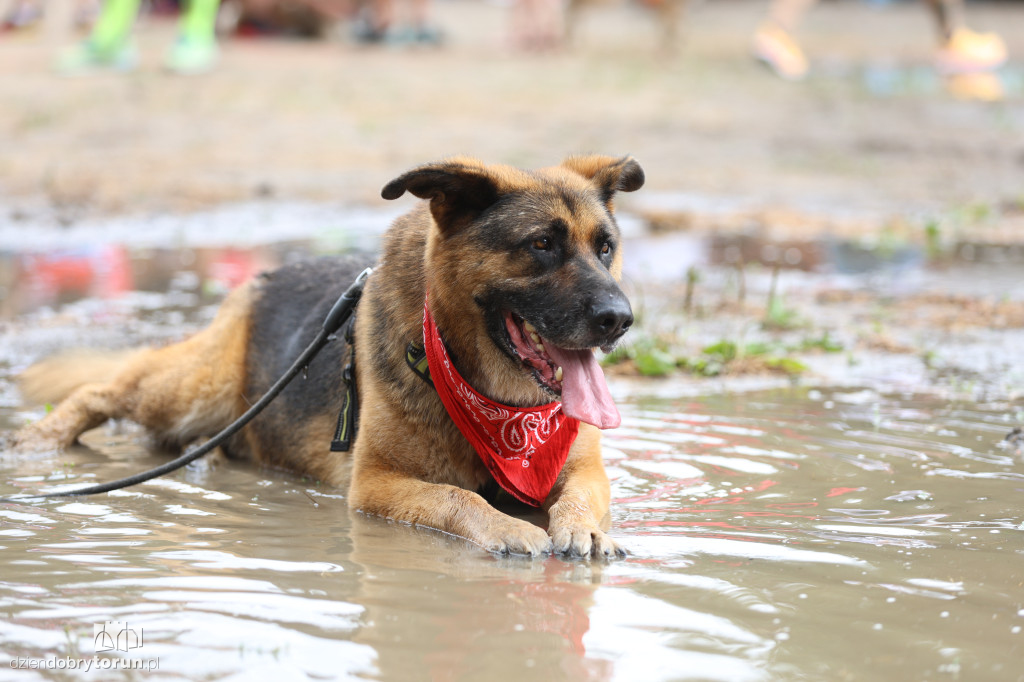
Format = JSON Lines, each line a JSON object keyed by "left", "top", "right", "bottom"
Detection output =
{"left": 382, "top": 155, "right": 644, "bottom": 429}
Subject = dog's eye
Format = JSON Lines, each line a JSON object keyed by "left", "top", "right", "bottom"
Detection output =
{"left": 600, "top": 242, "right": 612, "bottom": 256}
{"left": 532, "top": 237, "right": 551, "bottom": 251}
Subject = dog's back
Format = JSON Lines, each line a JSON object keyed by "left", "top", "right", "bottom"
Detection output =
{"left": 238, "top": 255, "right": 371, "bottom": 479}
{"left": 15, "top": 255, "right": 370, "bottom": 478}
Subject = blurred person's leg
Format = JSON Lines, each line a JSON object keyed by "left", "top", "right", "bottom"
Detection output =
{"left": 57, "top": 0, "right": 140, "bottom": 72}
{"left": 2, "top": 0, "right": 42, "bottom": 28}
{"left": 88, "top": 0, "right": 139, "bottom": 53}
{"left": 0, "top": 0, "right": 13, "bottom": 25}
{"left": 753, "top": 0, "right": 1006, "bottom": 81}
{"left": 406, "top": 0, "right": 440, "bottom": 43}
{"left": 752, "top": 0, "right": 815, "bottom": 80}
{"left": 365, "top": 0, "right": 441, "bottom": 45}
{"left": 166, "top": 0, "right": 221, "bottom": 73}
{"left": 353, "top": 0, "right": 391, "bottom": 41}
{"left": 43, "top": 0, "right": 75, "bottom": 47}
{"left": 513, "top": 0, "right": 562, "bottom": 51}
{"left": 927, "top": 0, "right": 1006, "bottom": 73}
{"left": 510, "top": 0, "right": 537, "bottom": 49}
{"left": 294, "top": 0, "right": 354, "bottom": 23}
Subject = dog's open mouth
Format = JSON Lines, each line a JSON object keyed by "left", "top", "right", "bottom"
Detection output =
{"left": 504, "top": 313, "right": 621, "bottom": 430}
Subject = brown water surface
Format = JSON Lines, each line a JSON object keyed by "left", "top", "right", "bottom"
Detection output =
{"left": 1, "top": 204, "right": 1023, "bottom": 680}
{"left": 2, "top": 385, "right": 1022, "bottom": 680}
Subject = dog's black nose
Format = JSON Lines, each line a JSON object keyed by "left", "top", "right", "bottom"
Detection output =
{"left": 589, "top": 295, "right": 633, "bottom": 341}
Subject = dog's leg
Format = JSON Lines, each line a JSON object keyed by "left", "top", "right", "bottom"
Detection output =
{"left": 13, "top": 282, "right": 255, "bottom": 453}
{"left": 350, "top": 458, "right": 554, "bottom": 556}
{"left": 544, "top": 425, "right": 625, "bottom": 558}
{"left": 12, "top": 382, "right": 126, "bottom": 451}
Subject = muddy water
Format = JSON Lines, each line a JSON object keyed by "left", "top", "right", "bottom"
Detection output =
{"left": 1, "top": 386, "right": 1022, "bottom": 681}
{"left": 2, "top": 204, "right": 1024, "bottom": 680}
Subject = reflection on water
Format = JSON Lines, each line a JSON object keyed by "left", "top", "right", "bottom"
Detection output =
{"left": 2, "top": 387, "right": 1022, "bottom": 680}
{"left": 0, "top": 202, "right": 396, "bottom": 317}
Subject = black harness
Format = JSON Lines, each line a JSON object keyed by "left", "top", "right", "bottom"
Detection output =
{"left": 330, "top": 337, "right": 432, "bottom": 452}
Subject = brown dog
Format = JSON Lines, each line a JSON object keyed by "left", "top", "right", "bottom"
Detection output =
{"left": 13, "top": 155, "right": 644, "bottom": 558}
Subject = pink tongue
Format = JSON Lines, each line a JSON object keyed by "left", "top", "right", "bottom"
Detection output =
{"left": 545, "top": 344, "right": 621, "bottom": 430}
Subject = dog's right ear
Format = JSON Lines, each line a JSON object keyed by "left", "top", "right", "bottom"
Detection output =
{"left": 381, "top": 160, "right": 501, "bottom": 235}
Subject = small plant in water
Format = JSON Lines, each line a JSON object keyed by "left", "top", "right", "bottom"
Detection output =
{"left": 924, "top": 220, "right": 944, "bottom": 260}
{"left": 682, "top": 339, "right": 808, "bottom": 377}
{"left": 796, "top": 331, "right": 843, "bottom": 353}
{"left": 63, "top": 624, "right": 80, "bottom": 658}
{"left": 762, "top": 267, "right": 802, "bottom": 331}
{"left": 603, "top": 336, "right": 677, "bottom": 377}
{"left": 683, "top": 266, "right": 700, "bottom": 316}
{"left": 605, "top": 332, "right": 810, "bottom": 378}
{"left": 763, "top": 295, "right": 802, "bottom": 331}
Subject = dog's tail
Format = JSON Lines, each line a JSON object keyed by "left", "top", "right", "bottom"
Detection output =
{"left": 18, "top": 349, "right": 147, "bottom": 406}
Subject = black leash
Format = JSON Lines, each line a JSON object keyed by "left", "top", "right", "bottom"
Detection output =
{"left": 0, "top": 267, "right": 372, "bottom": 504}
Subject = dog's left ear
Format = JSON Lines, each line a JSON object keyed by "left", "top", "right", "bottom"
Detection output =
{"left": 561, "top": 155, "right": 645, "bottom": 206}
{"left": 381, "top": 160, "right": 501, "bottom": 235}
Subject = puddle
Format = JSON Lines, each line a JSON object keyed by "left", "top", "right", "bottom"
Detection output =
{"left": 1, "top": 387, "right": 1022, "bottom": 680}
{"left": 0, "top": 201, "right": 399, "bottom": 317}
{"left": 4, "top": 199, "right": 1024, "bottom": 319}
{"left": 1, "top": 201, "right": 1023, "bottom": 679}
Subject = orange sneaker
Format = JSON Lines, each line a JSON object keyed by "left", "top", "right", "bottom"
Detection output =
{"left": 753, "top": 23, "right": 809, "bottom": 81}
{"left": 936, "top": 28, "right": 1008, "bottom": 74}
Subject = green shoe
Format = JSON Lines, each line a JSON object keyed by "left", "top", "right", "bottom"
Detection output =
{"left": 165, "top": 36, "right": 218, "bottom": 75}
{"left": 56, "top": 40, "right": 138, "bottom": 75}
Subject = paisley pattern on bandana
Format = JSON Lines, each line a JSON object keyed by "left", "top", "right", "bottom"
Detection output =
{"left": 423, "top": 299, "right": 580, "bottom": 507}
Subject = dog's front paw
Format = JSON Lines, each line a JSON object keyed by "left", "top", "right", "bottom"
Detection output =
{"left": 550, "top": 523, "right": 626, "bottom": 559}
{"left": 479, "top": 517, "right": 553, "bottom": 557}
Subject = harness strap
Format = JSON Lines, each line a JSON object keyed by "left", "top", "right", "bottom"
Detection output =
{"left": 330, "top": 337, "right": 434, "bottom": 452}
{"left": 330, "top": 316, "right": 359, "bottom": 452}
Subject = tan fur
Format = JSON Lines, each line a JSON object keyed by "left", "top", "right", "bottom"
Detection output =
{"left": 12, "top": 155, "right": 643, "bottom": 559}
{"left": 18, "top": 349, "right": 148, "bottom": 407}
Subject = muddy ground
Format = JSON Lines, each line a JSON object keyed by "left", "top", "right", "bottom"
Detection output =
{"left": 1, "top": 0, "right": 1023, "bottom": 406}
{"left": 1, "top": 0, "right": 1023, "bottom": 219}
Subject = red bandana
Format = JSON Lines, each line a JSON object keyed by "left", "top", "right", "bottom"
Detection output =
{"left": 422, "top": 299, "right": 580, "bottom": 507}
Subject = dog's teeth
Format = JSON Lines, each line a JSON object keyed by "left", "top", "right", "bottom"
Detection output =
{"left": 529, "top": 332, "right": 540, "bottom": 343}
{"left": 524, "top": 321, "right": 536, "bottom": 333}
{"left": 555, "top": 366, "right": 563, "bottom": 382}
{"left": 536, "top": 343, "right": 544, "bottom": 352}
